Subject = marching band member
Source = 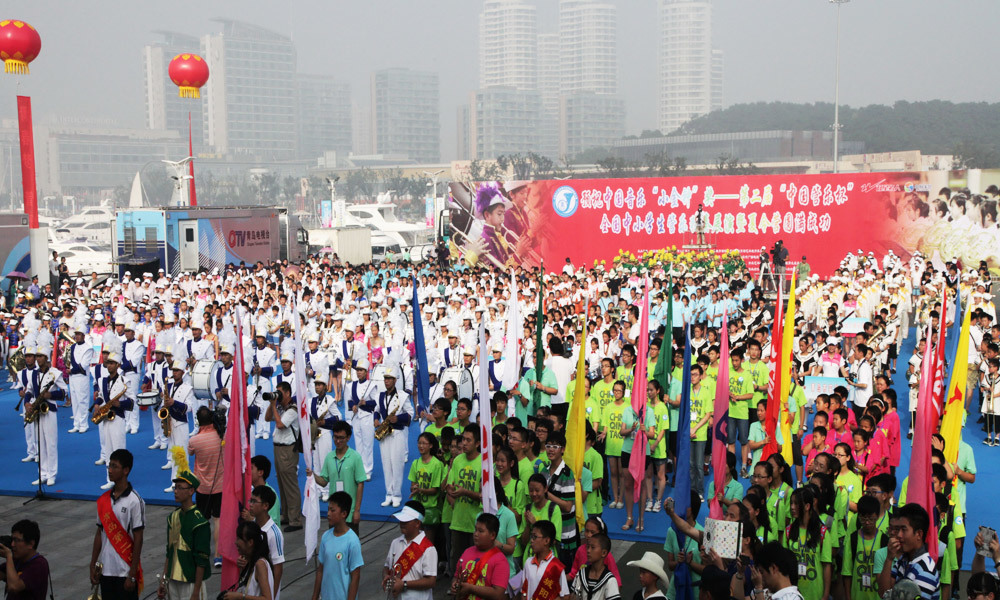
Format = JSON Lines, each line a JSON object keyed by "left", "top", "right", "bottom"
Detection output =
{"left": 332, "top": 322, "right": 357, "bottom": 398}
{"left": 248, "top": 329, "right": 277, "bottom": 440}
{"left": 346, "top": 357, "right": 378, "bottom": 480}
{"left": 28, "top": 346, "right": 66, "bottom": 487}
{"left": 374, "top": 365, "right": 414, "bottom": 508}
{"left": 310, "top": 376, "right": 342, "bottom": 502}
{"left": 94, "top": 351, "right": 131, "bottom": 490}
{"left": 213, "top": 342, "right": 235, "bottom": 411}
{"left": 305, "top": 333, "right": 330, "bottom": 392}
{"left": 142, "top": 347, "right": 170, "bottom": 450}
{"left": 162, "top": 360, "right": 193, "bottom": 493}
{"left": 120, "top": 323, "right": 145, "bottom": 434}
{"left": 68, "top": 327, "right": 94, "bottom": 434}
{"left": 15, "top": 348, "right": 39, "bottom": 463}
{"left": 440, "top": 331, "right": 462, "bottom": 371}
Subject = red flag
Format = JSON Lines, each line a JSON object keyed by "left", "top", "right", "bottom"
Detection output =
{"left": 931, "top": 284, "right": 948, "bottom": 416}
{"left": 628, "top": 278, "right": 651, "bottom": 502}
{"left": 909, "top": 320, "right": 940, "bottom": 560}
{"left": 220, "top": 315, "right": 252, "bottom": 589}
{"left": 762, "top": 286, "right": 784, "bottom": 459}
{"left": 709, "top": 313, "right": 730, "bottom": 520}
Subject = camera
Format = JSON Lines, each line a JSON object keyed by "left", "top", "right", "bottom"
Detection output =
{"left": 0, "top": 535, "right": 11, "bottom": 548}
{"left": 261, "top": 392, "right": 279, "bottom": 402}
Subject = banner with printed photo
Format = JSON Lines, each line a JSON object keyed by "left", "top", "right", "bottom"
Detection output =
{"left": 802, "top": 376, "right": 850, "bottom": 403}
{"left": 448, "top": 172, "right": 1000, "bottom": 277}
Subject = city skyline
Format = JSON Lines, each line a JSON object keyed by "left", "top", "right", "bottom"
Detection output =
{"left": 1, "top": 1, "right": 998, "bottom": 163}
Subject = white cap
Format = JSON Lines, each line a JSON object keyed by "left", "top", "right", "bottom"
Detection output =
{"left": 391, "top": 505, "right": 424, "bottom": 523}
{"left": 354, "top": 356, "right": 370, "bottom": 371}
{"left": 383, "top": 366, "right": 398, "bottom": 380}
{"left": 106, "top": 351, "right": 121, "bottom": 364}
{"left": 172, "top": 359, "right": 186, "bottom": 371}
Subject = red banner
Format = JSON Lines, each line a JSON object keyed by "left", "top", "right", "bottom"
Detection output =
{"left": 17, "top": 96, "right": 38, "bottom": 229}
{"left": 447, "top": 172, "right": 982, "bottom": 278}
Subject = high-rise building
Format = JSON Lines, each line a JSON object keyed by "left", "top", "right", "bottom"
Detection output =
{"left": 536, "top": 33, "right": 561, "bottom": 159}
{"left": 558, "top": 0, "right": 618, "bottom": 96}
{"left": 479, "top": 0, "right": 538, "bottom": 90}
{"left": 658, "top": 0, "right": 723, "bottom": 133}
{"left": 560, "top": 92, "right": 625, "bottom": 158}
{"left": 456, "top": 104, "right": 472, "bottom": 161}
{"left": 142, "top": 31, "right": 205, "bottom": 150}
{"left": 201, "top": 19, "right": 298, "bottom": 160}
{"left": 470, "top": 87, "right": 541, "bottom": 160}
{"left": 371, "top": 68, "right": 440, "bottom": 163}
{"left": 351, "top": 102, "right": 374, "bottom": 156}
{"left": 296, "top": 74, "right": 352, "bottom": 162}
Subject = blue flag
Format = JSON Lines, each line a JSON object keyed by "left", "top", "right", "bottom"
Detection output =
{"left": 411, "top": 276, "right": 430, "bottom": 414}
{"left": 671, "top": 325, "right": 694, "bottom": 600}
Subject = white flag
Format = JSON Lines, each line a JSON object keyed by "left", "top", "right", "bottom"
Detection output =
{"left": 293, "top": 312, "right": 320, "bottom": 563}
{"left": 478, "top": 320, "right": 498, "bottom": 515}
{"left": 501, "top": 269, "right": 521, "bottom": 392}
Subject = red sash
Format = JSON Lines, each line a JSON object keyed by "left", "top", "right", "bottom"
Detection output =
{"left": 393, "top": 535, "right": 434, "bottom": 579}
{"left": 97, "top": 491, "right": 143, "bottom": 592}
{"left": 527, "top": 555, "right": 565, "bottom": 600}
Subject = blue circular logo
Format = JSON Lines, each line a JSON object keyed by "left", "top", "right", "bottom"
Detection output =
{"left": 552, "top": 186, "right": 579, "bottom": 218}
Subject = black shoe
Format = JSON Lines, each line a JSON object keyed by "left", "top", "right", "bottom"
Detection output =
{"left": 283, "top": 525, "right": 303, "bottom": 533}
{"left": 907, "top": 432, "right": 913, "bottom": 439}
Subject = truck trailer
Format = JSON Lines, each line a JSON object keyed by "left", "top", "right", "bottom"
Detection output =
{"left": 112, "top": 206, "right": 308, "bottom": 279}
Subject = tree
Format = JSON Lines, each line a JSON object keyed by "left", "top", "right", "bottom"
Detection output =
{"left": 595, "top": 157, "right": 643, "bottom": 179}
{"left": 342, "top": 168, "right": 377, "bottom": 202}
{"left": 714, "top": 154, "right": 759, "bottom": 176}
{"left": 468, "top": 159, "right": 503, "bottom": 182}
{"left": 952, "top": 140, "right": 1000, "bottom": 170}
{"left": 644, "top": 151, "right": 687, "bottom": 177}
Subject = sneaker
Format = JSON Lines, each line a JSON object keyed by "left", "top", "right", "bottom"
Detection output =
{"left": 740, "top": 466, "right": 749, "bottom": 479}
{"left": 391, "top": 498, "right": 401, "bottom": 507}
{"left": 653, "top": 501, "right": 662, "bottom": 512}
{"left": 262, "top": 432, "right": 270, "bottom": 440}
{"left": 644, "top": 499, "right": 654, "bottom": 512}
{"left": 45, "top": 478, "right": 55, "bottom": 487}
{"left": 984, "top": 438, "right": 992, "bottom": 446}
{"left": 129, "top": 428, "right": 138, "bottom": 435}
{"left": 100, "top": 482, "right": 114, "bottom": 490}
{"left": 31, "top": 479, "right": 40, "bottom": 486}
{"left": 68, "top": 427, "right": 79, "bottom": 433}
{"left": 213, "top": 557, "right": 222, "bottom": 570}
{"left": 161, "top": 462, "right": 173, "bottom": 470}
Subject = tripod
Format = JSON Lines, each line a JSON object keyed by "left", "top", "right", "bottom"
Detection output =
{"left": 758, "top": 261, "right": 778, "bottom": 294}
{"left": 24, "top": 400, "right": 59, "bottom": 505}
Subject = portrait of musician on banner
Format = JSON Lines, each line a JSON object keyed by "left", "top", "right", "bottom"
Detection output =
{"left": 446, "top": 181, "right": 542, "bottom": 269}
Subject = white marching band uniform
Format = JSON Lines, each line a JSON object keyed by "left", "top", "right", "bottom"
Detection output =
{"left": 68, "top": 339, "right": 95, "bottom": 433}
{"left": 28, "top": 360, "right": 67, "bottom": 486}
{"left": 345, "top": 360, "right": 378, "bottom": 479}
{"left": 374, "top": 366, "right": 414, "bottom": 507}
{"left": 163, "top": 363, "right": 193, "bottom": 489}
{"left": 94, "top": 361, "right": 131, "bottom": 485}
{"left": 247, "top": 338, "right": 277, "bottom": 439}
{"left": 121, "top": 335, "right": 145, "bottom": 433}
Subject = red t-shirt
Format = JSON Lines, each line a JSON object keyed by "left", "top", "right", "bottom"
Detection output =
{"left": 457, "top": 546, "right": 510, "bottom": 597}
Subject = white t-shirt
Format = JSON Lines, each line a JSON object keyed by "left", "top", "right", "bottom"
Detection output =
{"left": 547, "top": 355, "right": 575, "bottom": 406}
{"left": 261, "top": 518, "right": 284, "bottom": 600}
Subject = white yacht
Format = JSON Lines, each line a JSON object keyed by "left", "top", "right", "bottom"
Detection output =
{"left": 345, "top": 202, "right": 433, "bottom": 250}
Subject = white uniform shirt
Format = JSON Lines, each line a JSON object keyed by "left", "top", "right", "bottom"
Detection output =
{"left": 97, "top": 485, "right": 146, "bottom": 577}
{"left": 383, "top": 531, "right": 438, "bottom": 600}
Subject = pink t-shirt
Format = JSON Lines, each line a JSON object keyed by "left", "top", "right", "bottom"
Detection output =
{"left": 457, "top": 546, "right": 510, "bottom": 595}
{"left": 880, "top": 411, "right": 901, "bottom": 467}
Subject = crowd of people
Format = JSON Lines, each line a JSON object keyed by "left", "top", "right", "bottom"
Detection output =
{"left": 0, "top": 245, "right": 998, "bottom": 600}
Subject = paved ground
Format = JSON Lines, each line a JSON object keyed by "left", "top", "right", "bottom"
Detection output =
{"left": 4, "top": 494, "right": 656, "bottom": 599}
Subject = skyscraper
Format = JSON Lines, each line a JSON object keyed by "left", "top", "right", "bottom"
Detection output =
{"left": 201, "top": 19, "right": 298, "bottom": 160}
{"left": 558, "top": 0, "right": 618, "bottom": 96}
{"left": 143, "top": 31, "right": 205, "bottom": 150}
{"left": 658, "top": 0, "right": 724, "bottom": 134}
{"left": 536, "top": 33, "right": 562, "bottom": 159}
{"left": 371, "top": 68, "right": 440, "bottom": 163}
{"left": 470, "top": 87, "right": 542, "bottom": 159}
{"left": 296, "top": 74, "right": 352, "bottom": 161}
{"left": 479, "top": 0, "right": 538, "bottom": 91}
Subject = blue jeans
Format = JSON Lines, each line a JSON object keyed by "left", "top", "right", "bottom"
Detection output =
{"left": 690, "top": 440, "right": 707, "bottom": 497}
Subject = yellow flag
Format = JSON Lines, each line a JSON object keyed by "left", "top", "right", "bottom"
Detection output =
{"left": 779, "top": 274, "right": 797, "bottom": 464}
{"left": 941, "top": 304, "right": 972, "bottom": 463}
{"left": 564, "top": 311, "right": 590, "bottom": 528}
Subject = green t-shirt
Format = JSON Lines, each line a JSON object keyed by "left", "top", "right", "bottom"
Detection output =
{"left": 590, "top": 379, "right": 616, "bottom": 414}
{"left": 318, "top": 448, "right": 367, "bottom": 515}
{"left": 478, "top": 505, "right": 519, "bottom": 572}
{"left": 501, "top": 477, "right": 528, "bottom": 519}
{"left": 728, "top": 366, "right": 754, "bottom": 420}
{"left": 649, "top": 402, "right": 671, "bottom": 459}
{"left": 266, "top": 483, "right": 281, "bottom": 525}
{"left": 767, "top": 482, "right": 793, "bottom": 541}
{"left": 424, "top": 422, "right": 448, "bottom": 441}
{"left": 517, "top": 456, "right": 534, "bottom": 503}
{"left": 516, "top": 367, "right": 558, "bottom": 422}
{"left": 689, "top": 384, "right": 713, "bottom": 442}
{"left": 955, "top": 440, "right": 976, "bottom": 514}
{"left": 785, "top": 525, "right": 832, "bottom": 600}
{"left": 836, "top": 471, "right": 864, "bottom": 535}
{"left": 663, "top": 524, "right": 704, "bottom": 600}
{"left": 583, "top": 446, "right": 604, "bottom": 516}
{"left": 522, "top": 500, "right": 562, "bottom": 560}
{"left": 602, "top": 401, "right": 628, "bottom": 456}
{"left": 615, "top": 365, "right": 635, "bottom": 396}
{"left": 707, "top": 477, "right": 745, "bottom": 504}
{"left": 667, "top": 377, "right": 682, "bottom": 432}
{"left": 408, "top": 456, "right": 446, "bottom": 524}
{"left": 446, "top": 453, "right": 483, "bottom": 533}
{"left": 841, "top": 529, "right": 888, "bottom": 600}
{"left": 584, "top": 397, "right": 603, "bottom": 429}
{"left": 745, "top": 359, "right": 769, "bottom": 404}
{"left": 789, "top": 383, "right": 806, "bottom": 432}
{"left": 622, "top": 406, "right": 641, "bottom": 455}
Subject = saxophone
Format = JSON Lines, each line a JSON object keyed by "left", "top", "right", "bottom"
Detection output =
{"left": 24, "top": 377, "right": 55, "bottom": 424}
{"left": 158, "top": 382, "right": 173, "bottom": 438}
{"left": 91, "top": 378, "right": 124, "bottom": 425}
{"left": 374, "top": 403, "right": 398, "bottom": 441}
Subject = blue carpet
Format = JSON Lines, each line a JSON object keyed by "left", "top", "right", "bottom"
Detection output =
{"left": 0, "top": 328, "right": 991, "bottom": 569}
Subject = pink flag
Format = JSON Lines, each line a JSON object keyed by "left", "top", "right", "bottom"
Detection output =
{"left": 931, "top": 283, "right": 948, "bottom": 416}
{"left": 909, "top": 320, "right": 940, "bottom": 560}
{"left": 709, "top": 313, "right": 730, "bottom": 520}
{"left": 478, "top": 320, "right": 498, "bottom": 514}
{"left": 220, "top": 313, "right": 252, "bottom": 589}
{"left": 628, "top": 278, "right": 651, "bottom": 502}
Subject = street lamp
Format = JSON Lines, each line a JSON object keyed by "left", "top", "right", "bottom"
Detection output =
{"left": 423, "top": 169, "right": 445, "bottom": 199}
{"left": 831, "top": 0, "right": 849, "bottom": 174}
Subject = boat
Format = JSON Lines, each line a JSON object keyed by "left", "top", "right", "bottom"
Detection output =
{"left": 50, "top": 241, "right": 113, "bottom": 276}
{"left": 345, "top": 202, "right": 433, "bottom": 251}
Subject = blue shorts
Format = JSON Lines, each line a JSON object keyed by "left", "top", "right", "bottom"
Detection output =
{"left": 727, "top": 416, "right": 750, "bottom": 446}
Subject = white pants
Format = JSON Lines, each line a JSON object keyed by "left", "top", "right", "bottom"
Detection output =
{"left": 37, "top": 411, "right": 58, "bottom": 481}
{"left": 151, "top": 405, "right": 167, "bottom": 446}
{"left": 379, "top": 427, "right": 408, "bottom": 500}
{"left": 23, "top": 410, "right": 37, "bottom": 459}
{"left": 166, "top": 420, "right": 190, "bottom": 483}
{"left": 69, "top": 374, "right": 91, "bottom": 431}
{"left": 99, "top": 415, "right": 127, "bottom": 463}
{"left": 312, "top": 430, "right": 333, "bottom": 496}
{"left": 251, "top": 395, "right": 270, "bottom": 438}
{"left": 349, "top": 410, "right": 375, "bottom": 477}
{"left": 165, "top": 579, "right": 205, "bottom": 600}
{"left": 123, "top": 373, "right": 140, "bottom": 431}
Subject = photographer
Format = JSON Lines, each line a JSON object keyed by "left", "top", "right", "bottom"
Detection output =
{"left": 189, "top": 407, "right": 224, "bottom": 569}
{"left": 0, "top": 520, "right": 48, "bottom": 599}
{"left": 265, "top": 381, "right": 303, "bottom": 533}
{"left": 771, "top": 240, "right": 789, "bottom": 294}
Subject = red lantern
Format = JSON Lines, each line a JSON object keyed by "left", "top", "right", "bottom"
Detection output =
{"left": 0, "top": 19, "right": 41, "bottom": 75}
{"left": 168, "top": 53, "right": 209, "bottom": 98}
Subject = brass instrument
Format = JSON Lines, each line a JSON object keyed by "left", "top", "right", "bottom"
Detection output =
{"left": 24, "top": 378, "right": 55, "bottom": 424}
{"left": 87, "top": 562, "right": 103, "bottom": 600}
{"left": 60, "top": 332, "right": 75, "bottom": 368}
{"left": 384, "top": 564, "right": 401, "bottom": 600}
{"left": 374, "top": 405, "right": 398, "bottom": 441}
{"left": 159, "top": 385, "right": 173, "bottom": 438}
{"left": 7, "top": 347, "right": 24, "bottom": 384}
{"left": 344, "top": 340, "right": 355, "bottom": 383}
{"left": 92, "top": 378, "right": 126, "bottom": 424}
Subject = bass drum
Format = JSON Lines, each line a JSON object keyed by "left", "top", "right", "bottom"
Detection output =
{"left": 191, "top": 359, "right": 222, "bottom": 401}
{"left": 441, "top": 366, "right": 474, "bottom": 400}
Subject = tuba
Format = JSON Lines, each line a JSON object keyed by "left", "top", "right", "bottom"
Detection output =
{"left": 6, "top": 347, "right": 24, "bottom": 381}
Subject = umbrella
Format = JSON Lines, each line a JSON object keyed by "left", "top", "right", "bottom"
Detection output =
{"left": 5, "top": 271, "right": 28, "bottom": 280}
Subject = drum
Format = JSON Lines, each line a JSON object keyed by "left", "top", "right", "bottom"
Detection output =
{"left": 441, "top": 366, "right": 474, "bottom": 400}
{"left": 191, "top": 359, "right": 221, "bottom": 401}
{"left": 137, "top": 391, "right": 161, "bottom": 407}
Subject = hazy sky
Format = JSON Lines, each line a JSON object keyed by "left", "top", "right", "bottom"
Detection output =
{"left": 2, "top": 0, "right": 998, "bottom": 160}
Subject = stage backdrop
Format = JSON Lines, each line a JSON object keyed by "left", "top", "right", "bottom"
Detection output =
{"left": 447, "top": 172, "right": 1000, "bottom": 277}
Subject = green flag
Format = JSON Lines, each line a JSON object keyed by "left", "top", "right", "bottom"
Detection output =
{"left": 652, "top": 280, "right": 673, "bottom": 389}
{"left": 533, "top": 263, "right": 545, "bottom": 406}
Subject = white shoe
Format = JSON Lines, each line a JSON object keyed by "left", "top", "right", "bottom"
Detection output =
{"left": 21, "top": 456, "right": 35, "bottom": 463}
{"left": 391, "top": 498, "right": 401, "bottom": 507}
{"left": 129, "top": 428, "right": 138, "bottom": 434}
{"left": 159, "top": 442, "right": 169, "bottom": 450}
{"left": 380, "top": 497, "right": 393, "bottom": 507}
{"left": 161, "top": 463, "right": 173, "bottom": 470}
{"left": 95, "top": 458, "right": 106, "bottom": 465}
{"left": 31, "top": 479, "right": 40, "bottom": 486}
{"left": 148, "top": 442, "right": 161, "bottom": 450}
{"left": 262, "top": 432, "right": 269, "bottom": 440}
{"left": 68, "top": 427, "right": 79, "bottom": 433}
{"left": 164, "top": 485, "right": 174, "bottom": 493}
{"left": 78, "top": 428, "right": 88, "bottom": 433}
{"left": 321, "top": 492, "right": 329, "bottom": 502}
{"left": 45, "top": 478, "right": 54, "bottom": 487}
{"left": 100, "top": 482, "right": 114, "bottom": 490}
